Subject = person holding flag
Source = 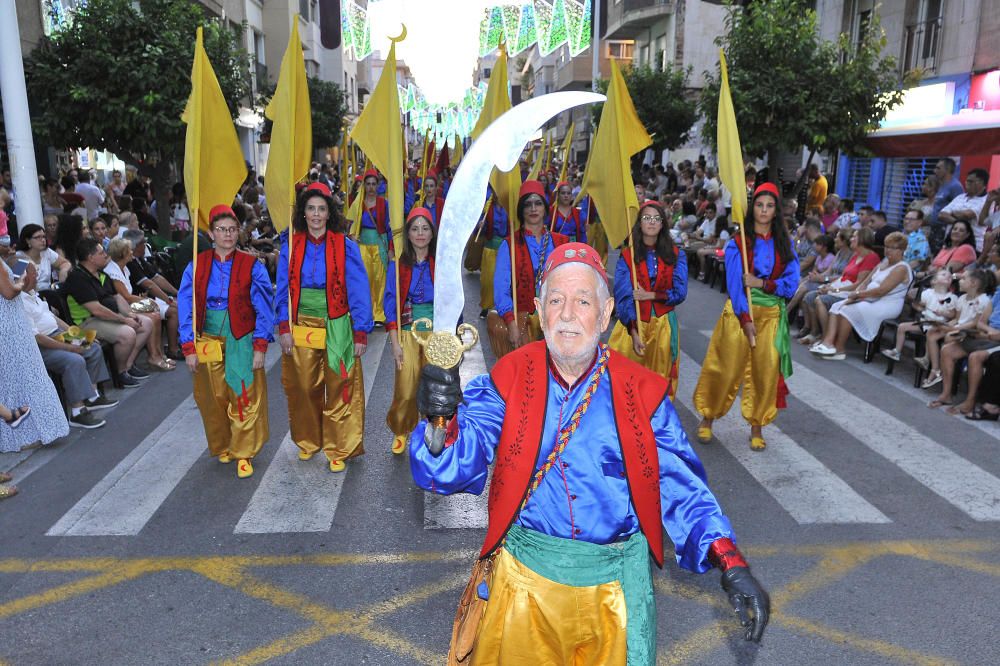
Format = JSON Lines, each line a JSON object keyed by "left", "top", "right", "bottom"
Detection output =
{"left": 384, "top": 207, "right": 436, "bottom": 455}
{"left": 608, "top": 200, "right": 687, "bottom": 399}
{"left": 358, "top": 169, "right": 391, "bottom": 324}
{"left": 489, "top": 180, "right": 569, "bottom": 358}
{"left": 275, "top": 183, "right": 374, "bottom": 472}
{"left": 178, "top": 205, "right": 274, "bottom": 479}
{"left": 405, "top": 169, "right": 446, "bottom": 226}
{"left": 477, "top": 190, "right": 509, "bottom": 318}
{"left": 549, "top": 180, "right": 588, "bottom": 243}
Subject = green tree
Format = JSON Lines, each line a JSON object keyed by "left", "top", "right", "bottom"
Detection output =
{"left": 699, "top": 0, "right": 907, "bottom": 189}
{"left": 259, "top": 76, "right": 349, "bottom": 150}
{"left": 25, "top": 0, "right": 251, "bottom": 228}
{"left": 594, "top": 63, "right": 698, "bottom": 151}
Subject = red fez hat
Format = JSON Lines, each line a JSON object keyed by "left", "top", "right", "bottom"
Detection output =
{"left": 541, "top": 242, "right": 609, "bottom": 289}
{"left": 363, "top": 169, "right": 379, "bottom": 181}
{"left": 406, "top": 206, "right": 433, "bottom": 223}
{"left": 640, "top": 199, "right": 663, "bottom": 209}
{"left": 354, "top": 174, "right": 363, "bottom": 182}
{"left": 304, "top": 182, "right": 332, "bottom": 197}
{"left": 753, "top": 182, "right": 780, "bottom": 200}
{"left": 556, "top": 181, "right": 571, "bottom": 191}
{"left": 208, "top": 204, "right": 237, "bottom": 223}
{"left": 518, "top": 180, "right": 546, "bottom": 201}
{"left": 424, "top": 169, "right": 439, "bottom": 181}
{"left": 295, "top": 182, "right": 307, "bottom": 191}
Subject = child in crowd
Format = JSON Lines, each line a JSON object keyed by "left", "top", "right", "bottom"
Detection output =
{"left": 918, "top": 269, "right": 995, "bottom": 389}
{"left": 882, "top": 268, "right": 955, "bottom": 362}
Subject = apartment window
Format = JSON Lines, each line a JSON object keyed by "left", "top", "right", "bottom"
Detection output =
{"left": 299, "top": 0, "right": 310, "bottom": 21}
{"left": 606, "top": 41, "right": 634, "bottom": 60}
{"left": 902, "top": 0, "right": 943, "bottom": 73}
{"left": 311, "top": 0, "right": 318, "bottom": 23}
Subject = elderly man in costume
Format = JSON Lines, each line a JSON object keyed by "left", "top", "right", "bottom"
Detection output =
{"left": 410, "top": 243, "right": 769, "bottom": 664}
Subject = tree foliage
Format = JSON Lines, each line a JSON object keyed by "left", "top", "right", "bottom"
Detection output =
{"left": 25, "top": 0, "right": 251, "bottom": 167}
{"left": 699, "top": 0, "right": 907, "bottom": 162}
{"left": 594, "top": 63, "right": 698, "bottom": 151}
{"left": 259, "top": 76, "right": 349, "bottom": 150}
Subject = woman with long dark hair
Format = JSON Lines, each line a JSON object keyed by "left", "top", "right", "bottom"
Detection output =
{"left": 52, "top": 214, "right": 86, "bottom": 267}
{"left": 694, "top": 183, "right": 800, "bottom": 451}
{"left": 608, "top": 201, "right": 687, "bottom": 398}
{"left": 275, "top": 182, "right": 373, "bottom": 473}
{"left": 384, "top": 208, "right": 436, "bottom": 454}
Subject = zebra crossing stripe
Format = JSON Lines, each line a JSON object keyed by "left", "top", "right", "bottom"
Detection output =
{"left": 233, "top": 331, "right": 387, "bottom": 534}
{"left": 676, "top": 351, "right": 891, "bottom": 524}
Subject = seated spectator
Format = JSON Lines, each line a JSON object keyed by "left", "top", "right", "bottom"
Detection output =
{"left": 100, "top": 212, "right": 120, "bottom": 243}
{"left": 918, "top": 220, "right": 978, "bottom": 279}
{"left": 870, "top": 210, "right": 893, "bottom": 257}
{"left": 794, "top": 217, "right": 823, "bottom": 275}
{"left": 15, "top": 224, "right": 71, "bottom": 290}
{"left": 978, "top": 186, "right": 1000, "bottom": 258}
{"left": 856, "top": 205, "right": 875, "bottom": 229}
{"left": 62, "top": 238, "right": 153, "bottom": 388}
{"left": 977, "top": 243, "right": 1000, "bottom": 281}
{"left": 829, "top": 198, "right": 857, "bottom": 231}
{"left": 930, "top": 282, "right": 1000, "bottom": 415}
{"left": 909, "top": 175, "right": 939, "bottom": 221}
{"left": 42, "top": 177, "right": 65, "bottom": 215}
{"left": 44, "top": 214, "right": 59, "bottom": 247}
{"left": 902, "top": 210, "right": 930, "bottom": 271}
{"left": 882, "top": 268, "right": 955, "bottom": 361}
{"left": 820, "top": 194, "right": 840, "bottom": 231}
{"left": 89, "top": 216, "right": 110, "bottom": 251}
{"left": 811, "top": 232, "right": 913, "bottom": 360}
{"left": 123, "top": 229, "right": 178, "bottom": 300}
{"left": 919, "top": 268, "right": 994, "bottom": 390}
{"left": 18, "top": 266, "right": 115, "bottom": 428}
{"left": 52, "top": 214, "right": 87, "bottom": 267}
{"left": 965, "top": 350, "right": 1000, "bottom": 421}
{"left": 799, "top": 227, "right": 880, "bottom": 344}
{"left": 675, "top": 200, "right": 698, "bottom": 233}
{"left": 104, "top": 238, "right": 176, "bottom": 371}
{"left": 687, "top": 205, "right": 726, "bottom": 279}
{"left": 789, "top": 233, "right": 837, "bottom": 326}
{"left": 939, "top": 168, "right": 989, "bottom": 251}
{"left": 60, "top": 175, "right": 84, "bottom": 211}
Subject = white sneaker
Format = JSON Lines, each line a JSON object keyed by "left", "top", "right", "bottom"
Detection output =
{"left": 914, "top": 355, "right": 930, "bottom": 370}
{"left": 881, "top": 349, "right": 901, "bottom": 361}
{"left": 821, "top": 352, "right": 846, "bottom": 361}
{"left": 811, "top": 343, "right": 837, "bottom": 356}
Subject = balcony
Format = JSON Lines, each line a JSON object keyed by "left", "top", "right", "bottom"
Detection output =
{"left": 901, "top": 16, "right": 942, "bottom": 74}
{"left": 556, "top": 52, "right": 611, "bottom": 91}
{"left": 254, "top": 62, "right": 269, "bottom": 95}
{"left": 604, "top": 0, "right": 675, "bottom": 40}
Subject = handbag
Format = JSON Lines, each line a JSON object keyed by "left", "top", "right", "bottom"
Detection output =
{"left": 292, "top": 324, "right": 326, "bottom": 350}
{"left": 448, "top": 552, "right": 496, "bottom": 666}
{"left": 195, "top": 337, "right": 223, "bottom": 363}
{"left": 130, "top": 297, "right": 158, "bottom": 314}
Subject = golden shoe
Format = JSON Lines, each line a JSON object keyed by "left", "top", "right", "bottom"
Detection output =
{"left": 237, "top": 460, "right": 254, "bottom": 478}
{"left": 696, "top": 426, "right": 713, "bottom": 443}
{"left": 750, "top": 436, "right": 766, "bottom": 452}
{"left": 392, "top": 435, "right": 407, "bottom": 455}
{"left": 298, "top": 451, "right": 315, "bottom": 461}
{"left": 329, "top": 460, "right": 345, "bottom": 473}
{"left": 218, "top": 452, "right": 233, "bottom": 464}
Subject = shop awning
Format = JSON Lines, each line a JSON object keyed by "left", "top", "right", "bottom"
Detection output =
{"left": 865, "top": 110, "right": 1000, "bottom": 157}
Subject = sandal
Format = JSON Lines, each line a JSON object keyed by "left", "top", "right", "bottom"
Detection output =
{"left": 927, "top": 398, "right": 950, "bottom": 409}
{"left": 0, "top": 472, "right": 12, "bottom": 483}
{"left": 945, "top": 404, "right": 973, "bottom": 417}
{"left": 150, "top": 358, "right": 176, "bottom": 371}
{"left": 921, "top": 371, "right": 942, "bottom": 389}
{"left": 966, "top": 406, "right": 1000, "bottom": 422}
{"left": 3, "top": 406, "right": 30, "bottom": 428}
{"left": 0, "top": 485, "right": 18, "bottom": 500}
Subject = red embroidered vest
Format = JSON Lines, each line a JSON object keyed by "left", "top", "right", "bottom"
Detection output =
{"left": 194, "top": 250, "right": 256, "bottom": 339}
{"left": 551, "top": 206, "right": 585, "bottom": 239}
{"left": 288, "top": 231, "right": 349, "bottom": 322}
{"left": 513, "top": 230, "right": 569, "bottom": 314}
{"left": 484, "top": 341, "right": 668, "bottom": 567}
{"left": 362, "top": 197, "right": 389, "bottom": 234}
{"left": 397, "top": 257, "right": 435, "bottom": 304}
{"left": 622, "top": 246, "right": 679, "bottom": 321}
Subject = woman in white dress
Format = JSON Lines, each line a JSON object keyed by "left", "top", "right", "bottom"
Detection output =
{"left": 810, "top": 232, "right": 912, "bottom": 361}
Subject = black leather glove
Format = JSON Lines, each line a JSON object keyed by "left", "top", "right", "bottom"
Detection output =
{"left": 417, "top": 364, "right": 463, "bottom": 419}
{"left": 720, "top": 566, "right": 770, "bottom": 642}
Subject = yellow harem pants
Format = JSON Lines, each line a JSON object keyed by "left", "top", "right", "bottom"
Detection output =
{"left": 588, "top": 221, "right": 609, "bottom": 263}
{"left": 479, "top": 246, "right": 498, "bottom": 311}
{"left": 281, "top": 323, "right": 365, "bottom": 462}
{"left": 607, "top": 314, "right": 679, "bottom": 400}
{"left": 693, "top": 300, "right": 783, "bottom": 427}
{"left": 192, "top": 338, "right": 269, "bottom": 461}
{"left": 359, "top": 242, "right": 386, "bottom": 322}
{"left": 386, "top": 330, "right": 429, "bottom": 438}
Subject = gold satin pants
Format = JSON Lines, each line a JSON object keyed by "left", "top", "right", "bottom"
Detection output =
{"left": 192, "top": 341, "right": 269, "bottom": 461}
{"left": 386, "top": 330, "right": 429, "bottom": 437}
{"left": 281, "top": 336, "right": 365, "bottom": 462}
{"left": 359, "top": 243, "right": 386, "bottom": 322}
{"left": 693, "top": 300, "right": 782, "bottom": 427}
{"left": 588, "top": 222, "right": 609, "bottom": 263}
{"left": 479, "top": 246, "right": 498, "bottom": 310}
{"left": 486, "top": 311, "right": 542, "bottom": 360}
{"left": 607, "top": 315, "right": 678, "bottom": 399}
{"left": 471, "top": 548, "right": 628, "bottom": 666}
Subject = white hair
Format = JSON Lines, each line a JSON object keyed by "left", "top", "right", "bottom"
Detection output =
{"left": 538, "top": 262, "right": 610, "bottom": 306}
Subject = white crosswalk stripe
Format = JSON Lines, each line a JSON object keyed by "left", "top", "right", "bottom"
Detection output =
{"left": 233, "top": 330, "right": 387, "bottom": 534}
{"left": 675, "top": 351, "right": 891, "bottom": 524}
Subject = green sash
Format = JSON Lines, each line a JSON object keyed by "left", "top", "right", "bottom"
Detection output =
{"left": 484, "top": 237, "right": 503, "bottom": 251}
{"left": 402, "top": 302, "right": 434, "bottom": 332}
{"left": 203, "top": 309, "right": 253, "bottom": 397}
{"left": 359, "top": 227, "right": 388, "bottom": 265}
{"left": 299, "top": 288, "right": 356, "bottom": 373}
{"left": 505, "top": 525, "right": 655, "bottom": 665}
{"left": 750, "top": 288, "right": 793, "bottom": 379}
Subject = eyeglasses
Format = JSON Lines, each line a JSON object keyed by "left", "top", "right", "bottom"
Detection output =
{"left": 213, "top": 226, "right": 240, "bottom": 234}
{"left": 640, "top": 215, "right": 663, "bottom": 223}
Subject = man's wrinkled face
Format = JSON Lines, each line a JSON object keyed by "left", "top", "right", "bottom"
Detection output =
{"left": 536, "top": 263, "right": 613, "bottom": 368}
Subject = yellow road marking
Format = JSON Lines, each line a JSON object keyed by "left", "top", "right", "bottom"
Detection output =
{"left": 778, "top": 615, "right": 957, "bottom": 666}
{"left": 0, "top": 563, "right": 150, "bottom": 620}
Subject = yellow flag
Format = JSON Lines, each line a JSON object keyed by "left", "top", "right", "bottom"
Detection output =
{"left": 264, "top": 19, "right": 312, "bottom": 232}
{"left": 472, "top": 43, "right": 520, "bottom": 228}
{"left": 351, "top": 38, "right": 404, "bottom": 258}
{"left": 577, "top": 58, "right": 651, "bottom": 249}
{"left": 182, "top": 27, "right": 247, "bottom": 231}
{"left": 527, "top": 141, "right": 543, "bottom": 180}
{"left": 452, "top": 134, "right": 463, "bottom": 168}
{"left": 716, "top": 49, "right": 747, "bottom": 224}
{"left": 558, "top": 123, "right": 575, "bottom": 183}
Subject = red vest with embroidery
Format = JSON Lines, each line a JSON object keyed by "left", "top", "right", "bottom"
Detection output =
{"left": 513, "top": 230, "right": 569, "bottom": 314}
{"left": 483, "top": 341, "right": 668, "bottom": 567}
{"left": 194, "top": 250, "right": 256, "bottom": 339}
{"left": 551, "top": 206, "right": 585, "bottom": 239}
{"left": 622, "top": 246, "right": 679, "bottom": 321}
{"left": 425, "top": 197, "right": 446, "bottom": 226}
{"left": 397, "top": 257, "right": 435, "bottom": 304}
{"left": 362, "top": 197, "right": 389, "bottom": 234}
{"left": 287, "top": 231, "right": 349, "bottom": 322}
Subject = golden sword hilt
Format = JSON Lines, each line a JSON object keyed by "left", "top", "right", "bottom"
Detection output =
{"left": 411, "top": 321, "right": 479, "bottom": 452}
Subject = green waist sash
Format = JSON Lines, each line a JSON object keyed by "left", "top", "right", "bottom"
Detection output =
{"left": 402, "top": 302, "right": 433, "bottom": 331}
{"left": 505, "top": 524, "right": 655, "bottom": 665}
{"left": 203, "top": 308, "right": 253, "bottom": 398}
{"left": 359, "top": 227, "right": 388, "bottom": 265}
{"left": 750, "top": 287, "right": 792, "bottom": 379}
{"left": 299, "top": 288, "right": 356, "bottom": 373}
{"left": 484, "top": 237, "right": 503, "bottom": 251}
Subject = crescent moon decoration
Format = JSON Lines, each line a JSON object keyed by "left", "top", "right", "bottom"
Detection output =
{"left": 389, "top": 24, "right": 407, "bottom": 43}
{"left": 433, "top": 91, "right": 606, "bottom": 334}
{"left": 306, "top": 331, "right": 314, "bottom": 344}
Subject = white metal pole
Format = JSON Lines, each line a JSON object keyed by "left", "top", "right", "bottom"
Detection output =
{"left": 591, "top": 0, "right": 602, "bottom": 93}
{"left": 0, "top": 0, "right": 44, "bottom": 229}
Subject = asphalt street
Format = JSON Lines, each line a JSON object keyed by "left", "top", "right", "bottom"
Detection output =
{"left": 2, "top": 264, "right": 998, "bottom": 666}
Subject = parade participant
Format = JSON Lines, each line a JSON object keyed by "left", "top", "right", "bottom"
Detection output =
{"left": 405, "top": 163, "right": 421, "bottom": 199}
{"left": 694, "top": 182, "right": 799, "bottom": 451}
{"left": 489, "top": 180, "right": 569, "bottom": 358}
{"left": 608, "top": 201, "right": 687, "bottom": 398}
{"left": 178, "top": 205, "right": 274, "bottom": 479}
{"left": 276, "top": 182, "right": 374, "bottom": 472}
{"left": 411, "top": 243, "right": 769, "bottom": 664}
{"left": 477, "top": 192, "right": 509, "bottom": 318}
{"left": 406, "top": 169, "right": 446, "bottom": 227}
{"left": 548, "top": 181, "right": 587, "bottom": 243}
{"left": 357, "top": 169, "right": 390, "bottom": 324}
{"left": 385, "top": 208, "right": 436, "bottom": 455}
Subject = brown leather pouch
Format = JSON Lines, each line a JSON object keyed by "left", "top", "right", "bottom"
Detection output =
{"left": 447, "top": 553, "right": 496, "bottom": 665}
